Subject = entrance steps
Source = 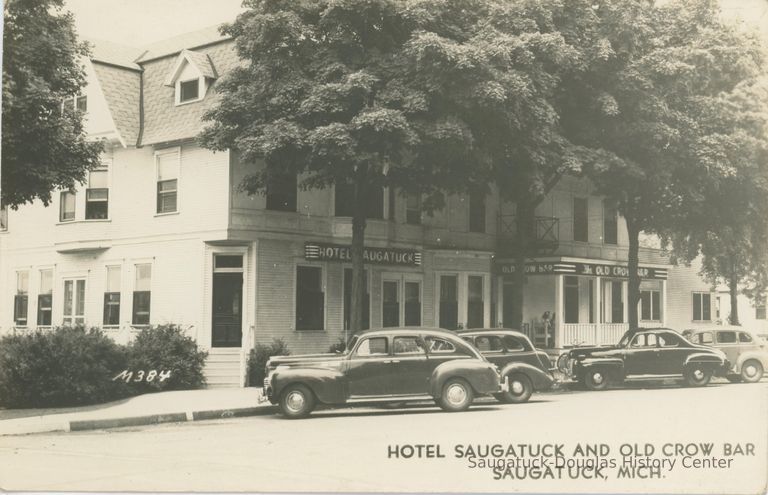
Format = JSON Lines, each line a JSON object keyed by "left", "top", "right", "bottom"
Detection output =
{"left": 205, "top": 348, "right": 243, "bottom": 388}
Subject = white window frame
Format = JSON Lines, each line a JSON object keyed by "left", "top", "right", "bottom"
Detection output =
{"left": 37, "top": 268, "right": 54, "bottom": 328}
{"left": 131, "top": 261, "right": 153, "bottom": 327}
{"left": 155, "top": 147, "right": 181, "bottom": 215}
{"left": 176, "top": 77, "right": 206, "bottom": 105}
{"left": 103, "top": 264, "right": 123, "bottom": 328}
{"left": 62, "top": 277, "right": 87, "bottom": 326}
{"left": 640, "top": 289, "right": 662, "bottom": 322}
{"left": 381, "top": 273, "right": 424, "bottom": 328}
{"left": 0, "top": 203, "right": 8, "bottom": 231}
{"left": 85, "top": 160, "right": 111, "bottom": 221}
{"left": 692, "top": 292, "right": 712, "bottom": 322}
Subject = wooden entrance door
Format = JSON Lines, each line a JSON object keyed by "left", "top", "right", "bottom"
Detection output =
{"left": 212, "top": 272, "right": 243, "bottom": 347}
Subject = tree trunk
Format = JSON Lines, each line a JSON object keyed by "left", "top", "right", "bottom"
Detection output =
{"left": 728, "top": 256, "right": 740, "bottom": 325}
{"left": 510, "top": 200, "right": 534, "bottom": 330}
{"left": 349, "top": 176, "right": 367, "bottom": 339}
{"left": 626, "top": 216, "right": 641, "bottom": 331}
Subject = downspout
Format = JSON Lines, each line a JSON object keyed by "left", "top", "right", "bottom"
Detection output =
{"left": 135, "top": 68, "right": 145, "bottom": 147}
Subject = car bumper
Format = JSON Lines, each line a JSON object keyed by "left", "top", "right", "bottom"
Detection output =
{"left": 715, "top": 360, "right": 731, "bottom": 377}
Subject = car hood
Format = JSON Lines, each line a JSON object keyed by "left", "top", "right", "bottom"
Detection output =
{"left": 567, "top": 346, "right": 618, "bottom": 358}
{"left": 267, "top": 353, "right": 346, "bottom": 369}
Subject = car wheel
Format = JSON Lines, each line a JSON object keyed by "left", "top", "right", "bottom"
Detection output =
{"left": 582, "top": 368, "right": 610, "bottom": 391}
{"left": 684, "top": 365, "right": 712, "bottom": 387}
{"left": 740, "top": 360, "right": 764, "bottom": 383}
{"left": 279, "top": 384, "right": 315, "bottom": 419}
{"left": 494, "top": 373, "right": 533, "bottom": 404}
{"left": 726, "top": 375, "right": 742, "bottom": 383}
{"left": 437, "top": 378, "right": 474, "bottom": 412}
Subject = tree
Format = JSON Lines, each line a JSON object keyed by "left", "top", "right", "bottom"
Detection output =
{"left": 200, "top": 0, "right": 491, "bottom": 336}
{"left": 564, "top": 0, "right": 768, "bottom": 330}
{"left": 2, "top": 0, "right": 103, "bottom": 208}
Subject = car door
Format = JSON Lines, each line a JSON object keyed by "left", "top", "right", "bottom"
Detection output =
{"left": 473, "top": 335, "right": 506, "bottom": 368}
{"left": 385, "top": 335, "right": 431, "bottom": 396}
{"left": 623, "top": 333, "right": 660, "bottom": 375}
{"left": 346, "top": 336, "right": 392, "bottom": 398}
{"left": 502, "top": 334, "right": 541, "bottom": 368}
{"left": 715, "top": 331, "right": 740, "bottom": 365}
{"left": 655, "top": 332, "right": 689, "bottom": 374}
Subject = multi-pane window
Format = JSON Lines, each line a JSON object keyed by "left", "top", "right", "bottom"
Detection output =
{"left": 14, "top": 271, "right": 29, "bottom": 326}
{"left": 404, "top": 281, "right": 421, "bottom": 326}
{"left": 469, "top": 192, "right": 486, "bottom": 233}
{"left": 60, "top": 191, "right": 76, "bottom": 222}
{"left": 296, "top": 266, "right": 324, "bottom": 330}
{"left": 439, "top": 275, "right": 458, "bottom": 330}
{"left": 573, "top": 197, "right": 588, "bottom": 242}
{"left": 756, "top": 301, "right": 766, "bottom": 320}
{"left": 179, "top": 79, "right": 200, "bottom": 103}
{"left": 467, "top": 276, "right": 484, "bottom": 328}
{"left": 76, "top": 95, "right": 88, "bottom": 112}
{"left": 603, "top": 200, "right": 618, "bottom": 245}
{"left": 156, "top": 150, "right": 179, "bottom": 214}
{"left": 382, "top": 280, "right": 399, "bottom": 328}
{"left": 335, "top": 183, "right": 384, "bottom": 219}
{"left": 406, "top": 192, "right": 421, "bottom": 225}
{"left": 640, "top": 290, "right": 661, "bottom": 321}
{"left": 266, "top": 173, "right": 297, "bottom": 212}
{"left": 63, "top": 279, "right": 86, "bottom": 326}
{"left": 132, "top": 264, "right": 151, "bottom": 325}
{"left": 343, "top": 268, "right": 369, "bottom": 331}
{"left": 0, "top": 203, "right": 7, "bottom": 231}
{"left": 564, "top": 276, "right": 579, "bottom": 324}
{"left": 104, "top": 266, "right": 121, "bottom": 326}
{"left": 86, "top": 167, "right": 109, "bottom": 219}
{"left": 692, "top": 292, "right": 712, "bottom": 322}
{"left": 37, "top": 270, "right": 53, "bottom": 326}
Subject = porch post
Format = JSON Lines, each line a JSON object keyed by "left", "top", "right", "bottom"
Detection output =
{"left": 661, "top": 279, "right": 668, "bottom": 327}
{"left": 594, "top": 276, "right": 601, "bottom": 344}
{"left": 554, "top": 274, "right": 564, "bottom": 348}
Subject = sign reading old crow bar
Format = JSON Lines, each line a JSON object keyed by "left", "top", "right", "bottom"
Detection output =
{"left": 305, "top": 242, "right": 422, "bottom": 266}
{"left": 495, "top": 260, "right": 668, "bottom": 279}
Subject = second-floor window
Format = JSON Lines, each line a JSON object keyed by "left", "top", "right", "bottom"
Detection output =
{"left": 14, "top": 271, "right": 29, "bottom": 327}
{"left": 640, "top": 289, "right": 661, "bottom": 321}
{"left": 469, "top": 192, "right": 486, "bottom": 233}
{"left": 133, "top": 264, "right": 152, "bottom": 325}
{"left": 603, "top": 200, "right": 618, "bottom": 245}
{"left": 0, "top": 203, "right": 7, "bottom": 231}
{"left": 156, "top": 149, "right": 179, "bottom": 214}
{"left": 406, "top": 191, "right": 421, "bottom": 225}
{"left": 266, "top": 172, "right": 297, "bottom": 212}
{"left": 756, "top": 301, "right": 766, "bottom": 320}
{"left": 86, "top": 167, "right": 109, "bottom": 219}
{"left": 179, "top": 79, "right": 200, "bottom": 103}
{"left": 573, "top": 197, "right": 588, "bottom": 242}
{"left": 104, "top": 266, "right": 121, "bottom": 326}
{"left": 335, "top": 183, "right": 383, "bottom": 219}
{"left": 76, "top": 95, "right": 87, "bottom": 112}
{"left": 692, "top": 292, "right": 711, "bottom": 322}
{"left": 37, "top": 270, "right": 53, "bottom": 326}
{"left": 60, "top": 191, "right": 76, "bottom": 222}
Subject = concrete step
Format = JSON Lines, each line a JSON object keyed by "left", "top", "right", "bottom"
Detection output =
{"left": 205, "top": 350, "right": 243, "bottom": 388}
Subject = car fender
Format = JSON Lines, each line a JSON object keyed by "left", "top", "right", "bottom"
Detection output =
{"left": 429, "top": 359, "right": 499, "bottom": 398}
{"left": 684, "top": 353, "right": 725, "bottom": 368}
{"left": 734, "top": 351, "right": 768, "bottom": 372}
{"left": 499, "top": 362, "right": 554, "bottom": 390}
{"left": 270, "top": 367, "right": 346, "bottom": 405}
{"left": 577, "top": 357, "right": 625, "bottom": 379}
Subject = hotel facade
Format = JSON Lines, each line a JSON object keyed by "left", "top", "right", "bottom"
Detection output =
{"left": 1, "top": 26, "right": 765, "bottom": 387}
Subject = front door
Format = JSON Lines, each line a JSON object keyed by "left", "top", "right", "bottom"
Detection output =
{"left": 212, "top": 272, "right": 243, "bottom": 347}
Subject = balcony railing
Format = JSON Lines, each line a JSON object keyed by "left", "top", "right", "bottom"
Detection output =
{"left": 496, "top": 214, "right": 559, "bottom": 255}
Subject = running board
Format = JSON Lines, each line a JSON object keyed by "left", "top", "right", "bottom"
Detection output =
{"left": 347, "top": 394, "right": 434, "bottom": 403}
{"left": 625, "top": 374, "right": 682, "bottom": 381}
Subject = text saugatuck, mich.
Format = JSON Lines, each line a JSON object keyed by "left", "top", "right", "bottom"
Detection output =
{"left": 387, "top": 442, "right": 756, "bottom": 481}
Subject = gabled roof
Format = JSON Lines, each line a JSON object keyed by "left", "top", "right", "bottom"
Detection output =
{"left": 163, "top": 49, "right": 218, "bottom": 86}
{"left": 87, "top": 39, "right": 144, "bottom": 71}
{"left": 137, "top": 24, "right": 230, "bottom": 63}
{"left": 90, "top": 63, "right": 141, "bottom": 146}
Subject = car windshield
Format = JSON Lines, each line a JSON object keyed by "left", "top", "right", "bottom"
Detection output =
{"left": 618, "top": 331, "right": 635, "bottom": 348}
{"left": 344, "top": 335, "right": 359, "bottom": 355}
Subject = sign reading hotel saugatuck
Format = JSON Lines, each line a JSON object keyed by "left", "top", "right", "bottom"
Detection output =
{"left": 305, "top": 242, "right": 422, "bottom": 266}
{"left": 495, "top": 261, "right": 668, "bottom": 280}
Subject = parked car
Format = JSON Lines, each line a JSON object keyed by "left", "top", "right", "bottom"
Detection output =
{"left": 558, "top": 328, "right": 729, "bottom": 390}
{"left": 457, "top": 329, "right": 555, "bottom": 403}
{"left": 686, "top": 328, "right": 767, "bottom": 383}
{"left": 262, "top": 328, "right": 505, "bottom": 418}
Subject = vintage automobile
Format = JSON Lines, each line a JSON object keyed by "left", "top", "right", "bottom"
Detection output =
{"left": 558, "top": 328, "right": 729, "bottom": 390}
{"left": 457, "top": 329, "right": 555, "bottom": 404}
{"left": 262, "top": 328, "right": 506, "bottom": 418}
{"left": 687, "top": 328, "right": 767, "bottom": 383}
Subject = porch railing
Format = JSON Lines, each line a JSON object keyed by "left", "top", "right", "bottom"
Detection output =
{"left": 562, "top": 323, "right": 629, "bottom": 347}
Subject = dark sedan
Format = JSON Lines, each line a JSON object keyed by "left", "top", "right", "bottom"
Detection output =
{"left": 558, "top": 328, "right": 729, "bottom": 390}
{"left": 458, "top": 329, "right": 555, "bottom": 403}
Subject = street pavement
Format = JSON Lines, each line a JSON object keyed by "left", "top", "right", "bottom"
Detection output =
{"left": 0, "top": 381, "right": 765, "bottom": 493}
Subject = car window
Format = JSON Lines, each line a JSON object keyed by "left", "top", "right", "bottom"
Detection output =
{"left": 475, "top": 335, "right": 504, "bottom": 352}
{"left": 699, "top": 332, "right": 713, "bottom": 344}
{"left": 658, "top": 333, "right": 680, "bottom": 347}
{"left": 393, "top": 336, "right": 425, "bottom": 355}
{"left": 461, "top": 337, "right": 474, "bottom": 346}
{"left": 631, "top": 334, "right": 657, "bottom": 348}
{"left": 738, "top": 332, "right": 753, "bottom": 343}
{"left": 424, "top": 337, "right": 456, "bottom": 354}
{"left": 503, "top": 335, "right": 526, "bottom": 351}
{"left": 355, "top": 337, "right": 388, "bottom": 357}
{"left": 630, "top": 334, "right": 646, "bottom": 347}
{"left": 717, "top": 331, "right": 737, "bottom": 344}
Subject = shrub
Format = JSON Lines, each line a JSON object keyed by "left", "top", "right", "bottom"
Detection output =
{"left": 0, "top": 326, "right": 130, "bottom": 408}
{"left": 328, "top": 336, "right": 347, "bottom": 354}
{"left": 247, "top": 338, "right": 290, "bottom": 387}
{"left": 127, "top": 324, "right": 208, "bottom": 393}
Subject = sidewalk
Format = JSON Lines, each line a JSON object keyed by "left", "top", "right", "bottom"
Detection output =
{"left": 0, "top": 387, "right": 274, "bottom": 436}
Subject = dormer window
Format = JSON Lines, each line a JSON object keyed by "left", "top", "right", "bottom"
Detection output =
{"left": 165, "top": 49, "right": 217, "bottom": 106}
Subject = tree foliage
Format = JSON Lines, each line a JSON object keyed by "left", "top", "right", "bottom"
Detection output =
{"left": 2, "top": 0, "right": 103, "bottom": 208}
